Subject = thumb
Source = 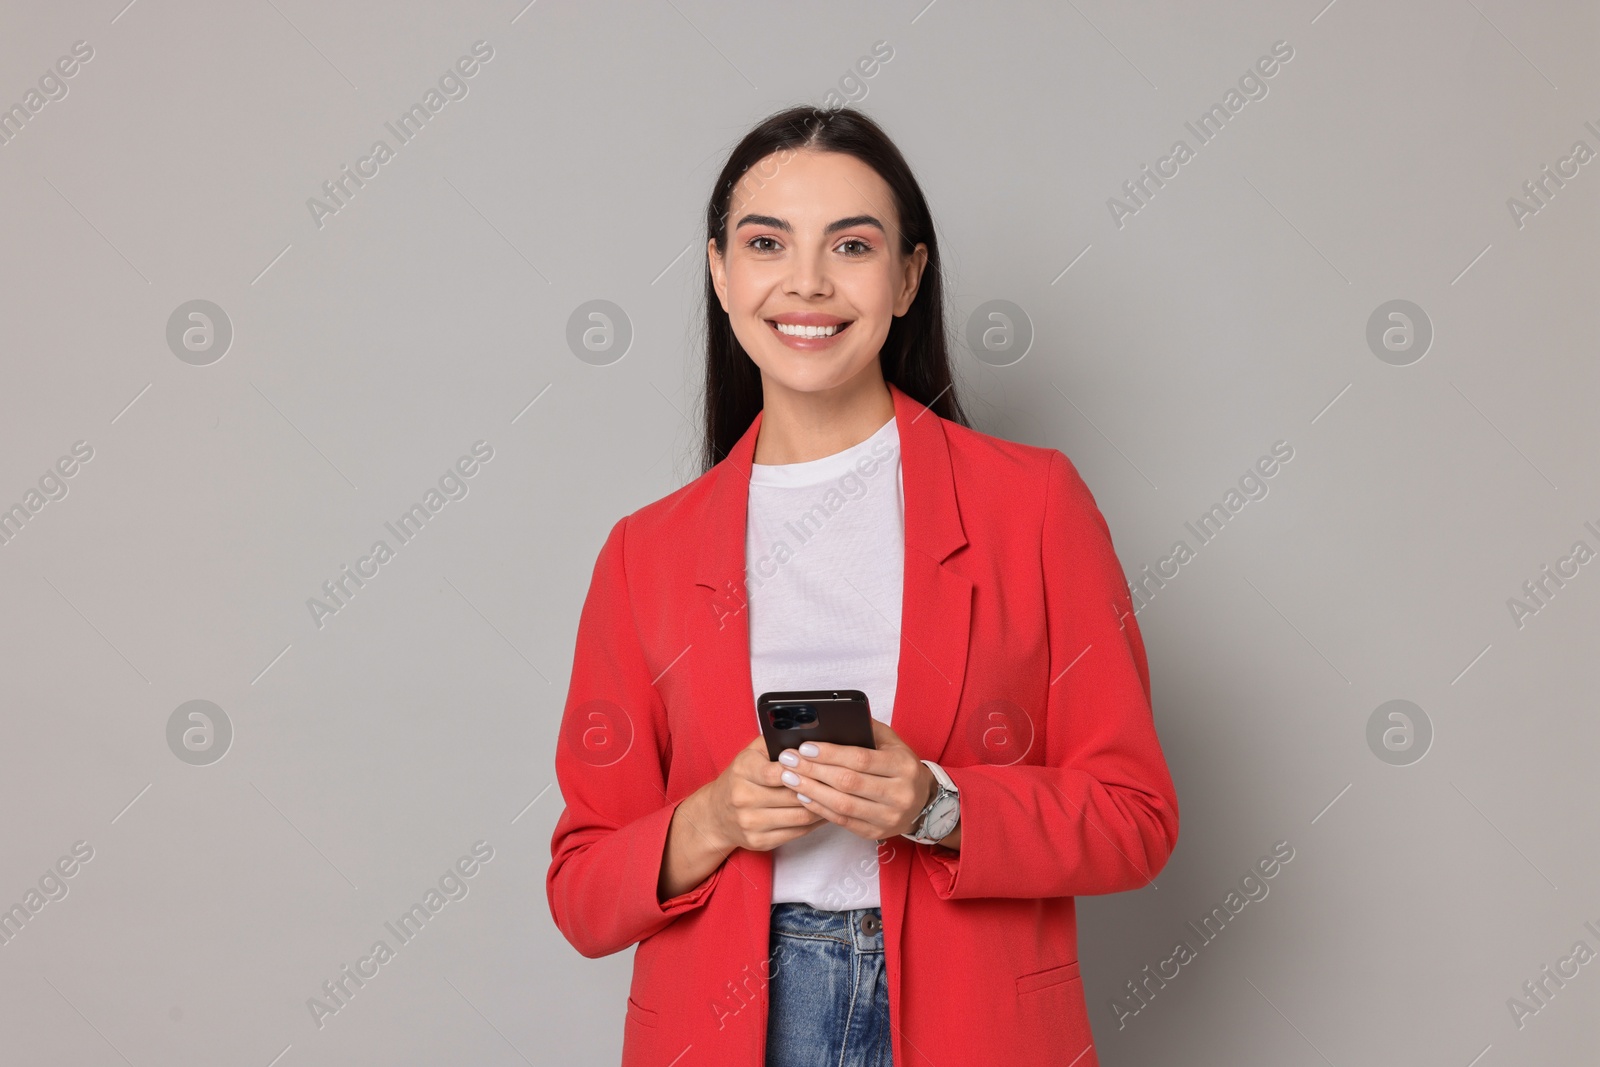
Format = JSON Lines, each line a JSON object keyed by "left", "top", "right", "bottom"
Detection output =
{"left": 870, "top": 717, "right": 906, "bottom": 750}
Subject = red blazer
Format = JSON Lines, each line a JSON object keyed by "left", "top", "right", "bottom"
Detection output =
{"left": 547, "top": 380, "right": 1180, "bottom": 1066}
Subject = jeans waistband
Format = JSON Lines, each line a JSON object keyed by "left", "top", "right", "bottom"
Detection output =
{"left": 770, "top": 900, "right": 884, "bottom": 952}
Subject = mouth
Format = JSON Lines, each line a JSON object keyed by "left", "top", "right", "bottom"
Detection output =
{"left": 766, "top": 319, "right": 854, "bottom": 339}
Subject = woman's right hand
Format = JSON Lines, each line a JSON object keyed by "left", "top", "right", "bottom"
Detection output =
{"left": 659, "top": 735, "right": 827, "bottom": 902}
{"left": 697, "top": 734, "right": 828, "bottom": 853}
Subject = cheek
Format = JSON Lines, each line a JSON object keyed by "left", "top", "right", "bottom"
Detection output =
{"left": 845, "top": 267, "right": 901, "bottom": 318}
{"left": 723, "top": 263, "right": 772, "bottom": 314}
{"left": 722, "top": 281, "right": 779, "bottom": 355}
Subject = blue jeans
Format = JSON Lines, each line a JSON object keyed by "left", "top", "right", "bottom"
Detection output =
{"left": 765, "top": 901, "right": 892, "bottom": 1067}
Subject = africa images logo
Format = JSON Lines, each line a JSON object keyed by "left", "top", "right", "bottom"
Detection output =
{"left": 306, "top": 42, "right": 495, "bottom": 230}
{"left": 306, "top": 841, "right": 494, "bottom": 1029}
{"left": 1107, "top": 40, "right": 1296, "bottom": 229}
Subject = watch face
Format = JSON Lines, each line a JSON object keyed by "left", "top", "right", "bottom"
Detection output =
{"left": 924, "top": 796, "right": 959, "bottom": 840}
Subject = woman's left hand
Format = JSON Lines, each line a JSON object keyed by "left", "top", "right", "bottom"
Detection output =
{"left": 776, "top": 718, "right": 939, "bottom": 843}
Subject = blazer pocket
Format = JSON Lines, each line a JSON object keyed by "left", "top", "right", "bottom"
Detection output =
{"left": 1016, "top": 960, "right": 1081, "bottom": 996}
{"left": 626, "top": 995, "right": 660, "bottom": 1028}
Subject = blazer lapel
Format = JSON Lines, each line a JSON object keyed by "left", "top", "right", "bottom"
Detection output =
{"left": 688, "top": 381, "right": 973, "bottom": 781}
{"left": 883, "top": 382, "right": 973, "bottom": 765}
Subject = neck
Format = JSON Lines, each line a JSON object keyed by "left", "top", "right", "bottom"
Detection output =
{"left": 753, "top": 371, "right": 894, "bottom": 466}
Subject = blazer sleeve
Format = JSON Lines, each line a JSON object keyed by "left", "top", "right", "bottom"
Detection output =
{"left": 918, "top": 449, "right": 1180, "bottom": 900}
{"left": 546, "top": 514, "right": 724, "bottom": 958}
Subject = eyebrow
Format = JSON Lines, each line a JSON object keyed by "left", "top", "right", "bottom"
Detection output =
{"left": 733, "top": 213, "right": 885, "bottom": 236}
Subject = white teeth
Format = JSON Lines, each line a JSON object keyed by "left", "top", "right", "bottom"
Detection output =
{"left": 773, "top": 322, "right": 844, "bottom": 338}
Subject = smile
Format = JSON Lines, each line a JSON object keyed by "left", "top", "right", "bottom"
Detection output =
{"left": 769, "top": 320, "right": 852, "bottom": 338}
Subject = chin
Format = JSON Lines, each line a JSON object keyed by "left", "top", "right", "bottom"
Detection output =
{"left": 759, "top": 359, "right": 867, "bottom": 395}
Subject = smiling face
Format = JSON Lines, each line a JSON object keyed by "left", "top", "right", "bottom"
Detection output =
{"left": 708, "top": 148, "right": 928, "bottom": 403}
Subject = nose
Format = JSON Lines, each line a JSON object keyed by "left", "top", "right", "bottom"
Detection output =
{"left": 783, "top": 246, "right": 831, "bottom": 299}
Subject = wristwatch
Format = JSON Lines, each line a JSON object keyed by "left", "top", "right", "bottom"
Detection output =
{"left": 903, "top": 760, "right": 960, "bottom": 845}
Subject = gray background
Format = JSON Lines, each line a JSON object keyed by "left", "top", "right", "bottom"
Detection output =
{"left": 1, "top": 0, "right": 1595, "bottom": 1064}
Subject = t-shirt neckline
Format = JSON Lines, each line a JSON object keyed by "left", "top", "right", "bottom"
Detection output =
{"left": 749, "top": 415, "right": 898, "bottom": 488}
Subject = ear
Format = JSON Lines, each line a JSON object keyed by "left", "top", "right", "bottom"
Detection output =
{"left": 894, "top": 243, "right": 929, "bottom": 317}
{"left": 708, "top": 238, "right": 730, "bottom": 314}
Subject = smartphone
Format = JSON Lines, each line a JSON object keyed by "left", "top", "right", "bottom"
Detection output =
{"left": 757, "top": 690, "right": 877, "bottom": 762}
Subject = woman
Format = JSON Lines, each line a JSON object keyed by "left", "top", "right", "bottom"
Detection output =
{"left": 546, "top": 105, "right": 1180, "bottom": 1067}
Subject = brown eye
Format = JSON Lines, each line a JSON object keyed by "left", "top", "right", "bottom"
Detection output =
{"left": 749, "top": 236, "right": 780, "bottom": 252}
{"left": 838, "top": 239, "right": 871, "bottom": 256}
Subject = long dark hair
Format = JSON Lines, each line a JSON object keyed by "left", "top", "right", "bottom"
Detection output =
{"left": 698, "top": 105, "right": 969, "bottom": 475}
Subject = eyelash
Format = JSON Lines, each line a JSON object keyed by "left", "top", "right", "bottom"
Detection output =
{"left": 746, "top": 236, "right": 873, "bottom": 257}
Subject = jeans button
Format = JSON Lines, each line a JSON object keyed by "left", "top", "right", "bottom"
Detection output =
{"left": 861, "top": 913, "right": 881, "bottom": 935}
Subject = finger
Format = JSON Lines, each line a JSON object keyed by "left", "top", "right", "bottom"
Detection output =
{"left": 736, "top": 748, "right": 805, "bottom": 789}
{"left": 748, "top": 756, "right": 821, "bottom": 792}
{"left": 783, "top": 754, "right": 901, "bottom": 804}
{"left": 741, "top": 780, "right": 817, "bottom": 807}
{"left": 784, "top": 769, "right": 895, "bottom": 827}
{"left": 793, "top": 739, "right": 895, "bottom": 779}
{"left": 793, "top": 790, "right": 888, "bottom": 840}
{"left": 771, "top": 803, "right": 825, "bottom": 826}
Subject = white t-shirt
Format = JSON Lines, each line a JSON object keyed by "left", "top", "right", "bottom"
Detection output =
{"left": 746, "top": 414, "right": 904, "bottom": 911}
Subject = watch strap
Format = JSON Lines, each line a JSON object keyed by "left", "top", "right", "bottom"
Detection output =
{"left": 906, "top": 760, "right": 958, "bottom": 842}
